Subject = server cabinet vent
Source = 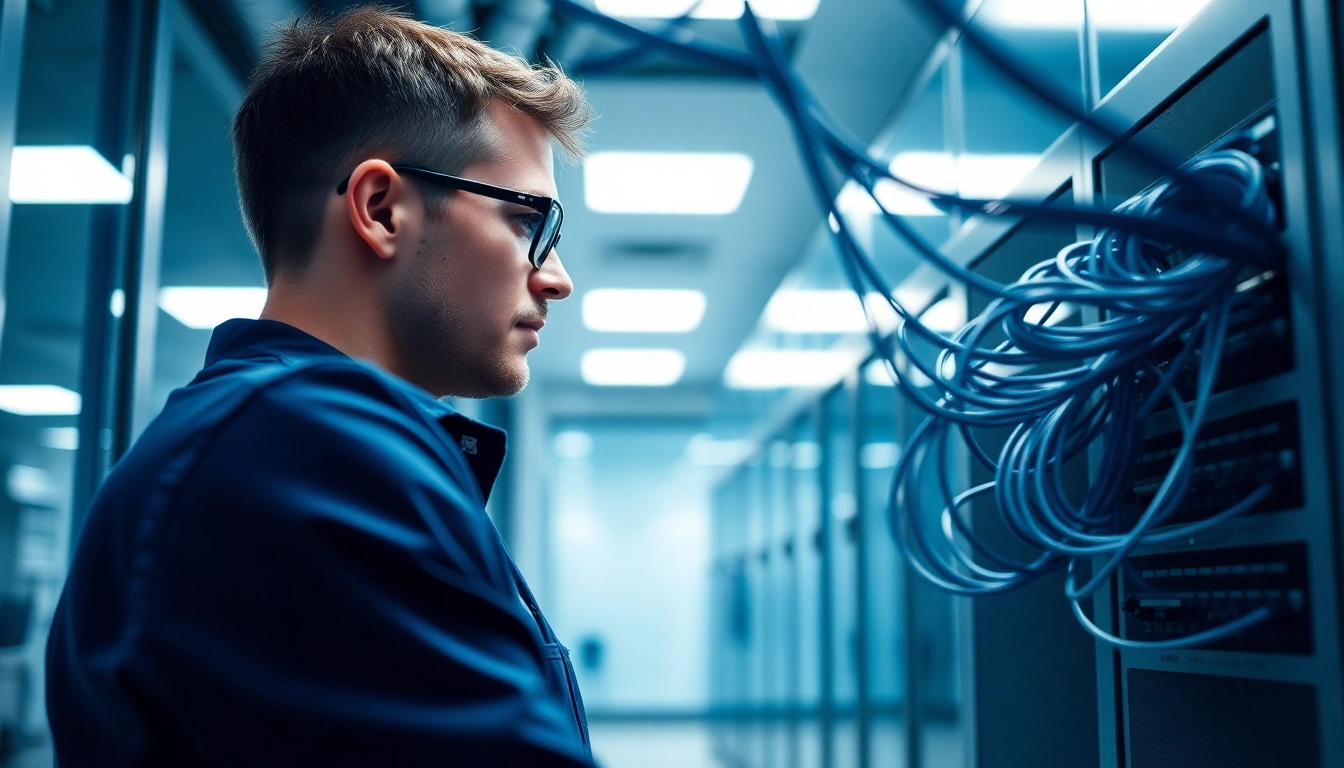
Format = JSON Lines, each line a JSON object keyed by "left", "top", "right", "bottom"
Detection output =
{"left": 1099, "top": 27, "right": 1276, "bottom": 199}
{"left": 1128, "top": 668, "right": 1319, "bottom": 767}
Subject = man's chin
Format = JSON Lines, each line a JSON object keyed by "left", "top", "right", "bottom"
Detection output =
{"left": 497, "top": 366, "right": 530, "bottom": 398}
{"left": 498, "top": 356, "right": 530, "bottom": 396}
{"left": 444, "top": 359, "right": 529, "bottom": 400}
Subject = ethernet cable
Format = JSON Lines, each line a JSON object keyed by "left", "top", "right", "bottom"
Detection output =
{"left": 883, "top": 145, "right": 1280, "bottom": 646}
{"left": 733, "top": 9, "right": 1282, "bottom": 648}
{"left": 550, "top": 0, "right": 1284, "bottom": 648}
{"left": 549, "top": 0, "right": 1278, "bottom": 265}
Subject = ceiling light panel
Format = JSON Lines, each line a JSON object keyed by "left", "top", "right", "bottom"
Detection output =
{"left": 835, "top": 152, "right": 1040, "bottom": 220}
{"left": 585, "top": 152, "right": 754, "bottom": 215}
{"left": 892, "top": 152, "right": 1042, "bottom": 202}
{"left": 40, "top": 427, "right": 80, "bottom": 450}
{"left": 0, "top": 385, "right": 82, "bottom": 416}
{"left": 835, "top": 178, "right": 942, "bottom": 218}
{"left": 1024, "top": 301, "right": 1077, "bottom": 326}
{"left": 724, "top": 349, "right": 864, "bottom": 389}
{"left": 919, "top": 296, "right": 964, "bottom": 334}
{"left": 686, "top": 434, "right": 759, "bottom": 466}
{"left": 595, "top": 0, "right": 819, "bottom": 20}
{"left": 553, "top": 431, "right": 595, "bottom": 459}
{"left": 864, "top": 360, "right": 897, "bottom": 387}
{"left": 763, "top": 290, "right": 899, "bottom": 334}
{"left": 583, "top": 289, "right": 707, "bottom": 333}
{"left": 581, "top": 349, "right": 687, "bottom": 386}
{"left": 9, "top": 146, "right": 133, "bottom": 204}
{"left": 158, "top": 287, "right": 267, "bottom": 329}
{"left": 859, "top": 442, "right": 900, "bottom": 469}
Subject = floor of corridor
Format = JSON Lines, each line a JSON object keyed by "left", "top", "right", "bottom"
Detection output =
{"left": 589, "top": 717, "right": 963, "bottom": 768}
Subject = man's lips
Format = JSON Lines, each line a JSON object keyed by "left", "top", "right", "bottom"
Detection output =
{"left": 516, "top": 320, "right": 545, "bottom": 332}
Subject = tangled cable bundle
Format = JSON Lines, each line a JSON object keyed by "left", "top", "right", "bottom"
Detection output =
{"left": 886, "top": 142, "right": 1282, "bottom": 647}
{"left": 550, "top": 0, "right": 1285, "bottom": 647}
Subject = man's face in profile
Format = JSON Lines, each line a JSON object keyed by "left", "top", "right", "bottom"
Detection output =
{"left": 386, "top": 101, "right": 574, "bottom": 400}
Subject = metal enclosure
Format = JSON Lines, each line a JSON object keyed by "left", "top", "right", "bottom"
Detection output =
{"left": 708, "top": 0, "right": 1344, "bottom": 766}
{"left": 1084, "top": 2, "right": 1344, "bottom": 766}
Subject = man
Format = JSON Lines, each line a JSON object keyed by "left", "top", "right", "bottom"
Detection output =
{"left": 45, "top": 8, "right": 594, "bottom": 766}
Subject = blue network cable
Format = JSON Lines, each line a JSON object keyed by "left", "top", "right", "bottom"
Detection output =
{"left": 883, "top": 143, "right": 1280, "bottom": 647}
{"left": 549, "top": 0, "right": 1278, "bottom": 266}
{"left": 551, "top": 0, "right": 1284, "bottom": 649}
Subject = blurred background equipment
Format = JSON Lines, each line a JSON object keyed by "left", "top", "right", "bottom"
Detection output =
{"left": 0, "top": 0, "right": 1343, "bottom": 767}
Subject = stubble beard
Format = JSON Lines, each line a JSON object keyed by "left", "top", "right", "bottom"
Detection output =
{"left": 387, "top": 243, "right": 529, "bottom": 400}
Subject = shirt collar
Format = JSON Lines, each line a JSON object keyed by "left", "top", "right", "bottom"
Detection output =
{"left": 205, "top": 318, "right": 349, "bottom": 367}
{"left": 204, "top": 319, "right": 507, "bottom": 503}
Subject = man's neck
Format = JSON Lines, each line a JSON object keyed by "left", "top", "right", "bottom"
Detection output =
{"left": 260, "top": 271, "right": 398, "bottom": 375}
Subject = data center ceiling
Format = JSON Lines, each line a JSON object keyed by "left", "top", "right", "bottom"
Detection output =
{"left": 5, "top": 0, "right": 943, "bottom": 419}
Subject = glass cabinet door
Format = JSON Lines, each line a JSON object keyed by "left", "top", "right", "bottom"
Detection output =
{"left": 150, "top": 44, "right": 264, "bottom": 422}
{"left": 0, "top": 0, "right": 120, "bottom": 758}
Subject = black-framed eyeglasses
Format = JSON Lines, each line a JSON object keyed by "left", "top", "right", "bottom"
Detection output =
{"left": 337, "top": 165, "right": 563, "bottom": 269}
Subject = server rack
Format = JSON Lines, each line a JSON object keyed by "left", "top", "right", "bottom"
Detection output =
{"left": 708, "top": 0, "right": 1344, "bottom": 766}
{"left": 1083, "top": 3, "right": 1344, "bottom": 765}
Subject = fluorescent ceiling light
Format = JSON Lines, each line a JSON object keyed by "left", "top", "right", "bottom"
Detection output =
{"left": 583, "top": 289, "right": 707, "bottom": 332}
{"left": 860, "top": 442, "right": 900, "bottom": 470}
{"left": 595, "top": 0, "right": 819, "bottom": 20}
{"left": 9, "top": 146, "right": 133, "bottom": 204}
{"left": 920, "top": 297, "right": 963, "bottom": 334}
{"left": 7, "top": 465, "right": 56, "bottom": 506}
{"left": 981, "top": 0, "right": 1211, "bottom": 31}
{"left": 40, "top": 426, "right": 79, "bottom": 450}
{"left": 585, "top": 152, "right": 753, "bottom": 215}
{"left": 906, "top": 365, "right": 934, "bottom": 389}
{"left": 553, "top": 430, "right": 594, "bottom": 459}
{"left": 865, "top": 360, "right": 897, "bottom": 387}
{"left": 0, "top": 385, "right": 81, "bottom": 416}
{"left": 893, "top": 152, "right": 1041, "bottom": 202}
{"left": 835, "top": 152, "right": 1040, "bottom": 220}
{"left": 158, "top": 286, "right": 267, "bottom": 329}
{"left": 582, "top": 348, "right": 686, "bottom": 386}
{"left": 832, "top": 492, "right": 859, "bottom": 520}
{"left": 836, "top": 178, "right": 942, "bottom": 218}
{"left": 792, "top": 441, "right": 822, "bottom": 469}
{"left": 1024, "top": 301, "right": 1077, "bottom": 326}
{"left": 763, "top": 290, "right": 899, "bottom": 334}
{"left": 686, "top": 434, "right": 759, "bottom": 466}
{"left": 724, "top": 348, "right": 864, "bottom": 389}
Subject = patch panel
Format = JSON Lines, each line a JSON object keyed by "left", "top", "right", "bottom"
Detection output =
{"left": 1142, "top": 117, "right": 1293, "bottom": 401}
{"left": 1123, "top": 400, "right": 1303, "bottom": 528}
{"left": 1147, "top": 267, "right": 1294, "bottom": 400}
{"left": 1122, "top": 542, "right": 1312, "bottom": 654}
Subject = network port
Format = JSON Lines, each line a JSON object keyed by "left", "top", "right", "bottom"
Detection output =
{"left": 1123, "top": 400, "right": 1302, "bottom": 528}
{"left": 1147, "top": 268, "right": 1294, "bottom": 400}
{"left": 1122, "top": 542, "right": 1312, "bottom": 654}
{"left": 1140, "top": 114, "right": 1294, "bottom": 402}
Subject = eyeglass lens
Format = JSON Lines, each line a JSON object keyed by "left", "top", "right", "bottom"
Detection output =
{"left": 533, "top": 207, "right": 562, "bottom": 268}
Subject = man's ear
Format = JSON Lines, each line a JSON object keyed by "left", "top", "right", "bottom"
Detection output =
{"left": 344, "top": 159, "right": 420, "bottom": 261}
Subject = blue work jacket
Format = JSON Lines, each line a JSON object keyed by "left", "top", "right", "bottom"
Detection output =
{"left": 46, "top": 319, "right": 593, "bottom": 767}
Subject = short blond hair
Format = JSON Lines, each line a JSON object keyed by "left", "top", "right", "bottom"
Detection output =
{"left": 232, "top": 6, "right": 592, "bottom": 280}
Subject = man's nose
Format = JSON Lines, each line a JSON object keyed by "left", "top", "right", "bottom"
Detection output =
{"left": 531, "top": 250, "right": 573, "bottom": 300}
